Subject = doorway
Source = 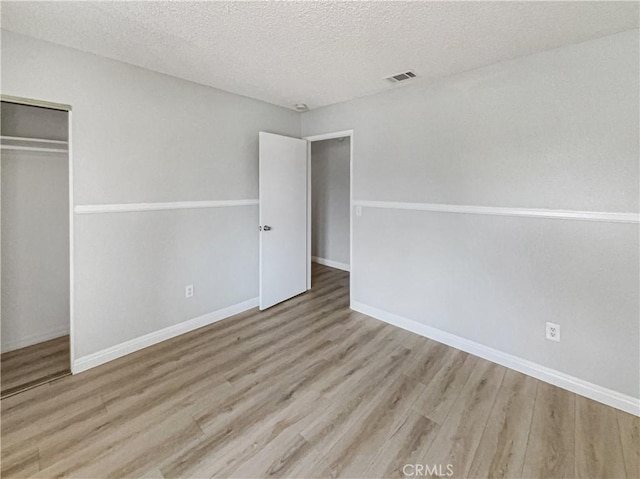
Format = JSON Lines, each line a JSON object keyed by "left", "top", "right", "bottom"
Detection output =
{"left": 0, "top": 96, "right": 73, "bottom": 397}
{"left": 305, "top": 130, "right": 353, "bottom": 297}
{"left": 258, "top": 130, "right": 353, "bottom": 311}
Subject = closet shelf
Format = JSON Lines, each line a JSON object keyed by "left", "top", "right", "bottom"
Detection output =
{"left": 1, "top": 136, "right": 68, "bottom": 154}
{"left": 1, "top": 145, "right": 68, "bottom": 153}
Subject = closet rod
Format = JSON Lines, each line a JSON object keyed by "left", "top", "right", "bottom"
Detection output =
{"left": 1, "top": 135, "right": 68, "bottom": 145}
{"left": 1, "top": 94, "right": 71, "bottom": 112}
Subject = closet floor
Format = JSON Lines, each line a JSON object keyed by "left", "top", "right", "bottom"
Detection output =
{"left": 1, "top": 335, "right": 70, "bottom": 398}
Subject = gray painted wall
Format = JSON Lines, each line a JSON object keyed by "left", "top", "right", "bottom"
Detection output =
{"left": 311, "top": 138, "right": 350, "bottom": 266}
{"left": 1, "top": 30, "right": 300, "bottom": 359}
{"left": 1, "top": 103, "right": 70, "bottom": 351}
{"left": 302, "top": 30, "right": 640, "bottom": 398}
{"left": 2, "top": 27, "right": 638, "bottom": 402}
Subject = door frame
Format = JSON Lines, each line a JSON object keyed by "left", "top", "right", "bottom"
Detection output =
{"left": 0, "top": 94, "right": 74, "bottom": 371}
{"left": 303, "top": 129, "right": 354, "bottom": 305}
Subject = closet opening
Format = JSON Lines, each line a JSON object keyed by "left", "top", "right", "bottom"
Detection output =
{"left": 1, "top": 96, "right": 72, "bottom": 398}
{"left": 305, "top": 131, "right": 353, "bottom": 296}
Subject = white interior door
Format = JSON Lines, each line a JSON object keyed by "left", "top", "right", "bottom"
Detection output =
{"left": 259, "top": 132, "right": 308, "bottom": 310}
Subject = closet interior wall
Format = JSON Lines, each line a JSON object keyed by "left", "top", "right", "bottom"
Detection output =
{"left": 1, "top": 101, "right": 70, "bottom": 353}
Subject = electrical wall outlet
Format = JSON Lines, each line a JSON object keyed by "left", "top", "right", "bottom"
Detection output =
{"left": 185, "top": 284, "right": 194, "bottom": 298}
{"left": 546, "top": 322, "right": 560, "bottom": 342}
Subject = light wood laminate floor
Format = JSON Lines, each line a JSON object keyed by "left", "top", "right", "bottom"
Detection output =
{"left": 1, "top": 265, "right": 637, "bottom": 478}
{"left": 1, "top": 335, "right": 70, "bottom": 398}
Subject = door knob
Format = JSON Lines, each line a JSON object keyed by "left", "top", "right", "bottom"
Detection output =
{"left": 263, "top": 225, "right": 272, "bottom": 231}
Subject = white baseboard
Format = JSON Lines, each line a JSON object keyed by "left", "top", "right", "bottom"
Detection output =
{"left": 351, "top": 301, "right": 640, "bottom": 417}
{"left": 312, "top": 256, "right": 350, "bottom": 272}
{"left": 72, "top": 297, "right": 259, "bottom": 374}
{"left": 1, "top": 325, "right": 70, "bottom": 353}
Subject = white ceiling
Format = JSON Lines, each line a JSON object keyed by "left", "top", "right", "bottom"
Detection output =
{"left": 2, "top": 1, "right": 638, "bottom": 110}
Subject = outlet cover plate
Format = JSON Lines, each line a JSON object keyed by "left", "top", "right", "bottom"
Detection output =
{"left": 546, "top": 322, "right": 560, "bottom": 342}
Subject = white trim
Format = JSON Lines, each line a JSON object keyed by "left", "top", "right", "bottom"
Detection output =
{"left": 74, "top": 199, "right": 259, "bottom": 215}
{"left": 1, "top": 325, "right": 70, "bottom": 353}
{"left": 351, "top": 301, "right": 640, "bottom": 416}
{"left": 304, "top": 129, "right": 354, "bottom": 305}
{"left": 353, "top": 200, "right": 639, "bottom": 224}
{"left": 304, "top": 130, "right": 354, "bottom": 142}
{"left": 72, "top": 297, "right": 259, "bottom": 374}
{"left": 68, "top": 111, "right": 75, "bottom": 370}
{"left": 306, "top": 140, "right": 312, "bottom": 290}
{"left": 349, "top": 134, "right": 354, "bottom": 308}
{"left": 312, "top": 256, "right": 350, "bottom": 272}
{"left": 1, "top": 94, "right": 72, "bottom": 112}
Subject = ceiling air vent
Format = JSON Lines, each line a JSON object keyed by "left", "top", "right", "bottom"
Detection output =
{"left": 385, "top": 70, "right": 417, "bottom": 83}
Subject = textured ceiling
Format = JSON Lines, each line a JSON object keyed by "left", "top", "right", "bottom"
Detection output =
{"left": 2, "top": 1, "right": 638, "bottom": 110}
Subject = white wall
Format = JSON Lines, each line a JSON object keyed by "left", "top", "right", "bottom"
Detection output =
{"left": 1, "top": 30, "right": 300, "bottom": 362}
{"left": 301, "top": 30, "right": 640, "bottom": 403}
{"left": 1, "top": 104, "right": 70, "bottom": 351}
{"left": 311, "top": 138, "right": 350, "bottom": 268}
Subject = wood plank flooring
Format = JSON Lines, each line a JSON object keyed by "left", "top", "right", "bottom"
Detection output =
{"left": 1, "top": 264, "right": 637, "bottom": 478}
{"left": 1, "top": 335, "right": 70, "bottom": 398}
